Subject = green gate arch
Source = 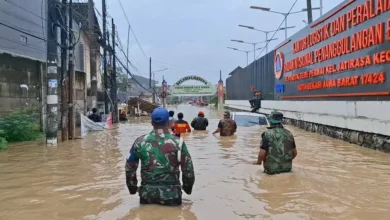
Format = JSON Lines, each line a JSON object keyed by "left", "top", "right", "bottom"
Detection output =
{"left": 171, "top": 75, "right": 216, "bottom": 96}
{"left": 174, "top": 75, "right": 209, "bottom": 85}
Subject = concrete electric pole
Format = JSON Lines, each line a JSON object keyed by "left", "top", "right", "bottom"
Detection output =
{"left": 61, "top": 0, "right": 68, "bottom": 141}
{"left": 68, "top": 0, "right": 75, "bottom": 139}
{"left": 111, "top": 18, "right": 118, "bottom": 123}
{"left": 46, "top": 50, "right": 59, "bottom": 144}
{"left": 102, "top": 0, "right": 109, "bottom": 113}
{"left": 88, "top": 0, "right": 97, "bottom": 109}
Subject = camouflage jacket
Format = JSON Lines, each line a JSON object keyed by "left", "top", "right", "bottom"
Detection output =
{"left": 191, "top": 116, "right": 209, "bottom": 130}
{"left": 218, "top": 119, "right": 237, "bottom": 136}
{"left": 261, "top": 126, "right": 295, "bottom": 174}
{"left": 125, "top": 129, "right": 195, "bottom": 204}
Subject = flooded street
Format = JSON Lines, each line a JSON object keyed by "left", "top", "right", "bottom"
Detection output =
{"left": 1, "top": 105, "right": 390, "bottom": 220}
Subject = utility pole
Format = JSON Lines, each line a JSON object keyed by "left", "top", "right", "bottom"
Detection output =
{"left": 126, "top": 25, "right": 130, "bottom": 94}
{"left": 149, "top": 57, "right": 152, "bottom": 89}
{"left": 68, "top": 0, "right": 75, "bottom": 139}
{"left": 61, "top": 0, "right": 68, "bottom": 141}
{"left": 102, "top": 0, "right": 108, "bottom": 113}
{"left": 306, "top": 0, "right": 313, "bottom": 24}
{"left": 150, "top": 57, "right": 156, "bottom": 104}
{"left": 88, "top": 0, "right": 97, "bottom": 109}
{"left": 46, "top": 51, "right": 58, "bottom": 144}
{"left": 111, "top": 18, "right": 118, "bottom": 123}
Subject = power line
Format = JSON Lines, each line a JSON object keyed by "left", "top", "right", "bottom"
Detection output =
{"left": 152, "top": 59, "right": 219, "bottom": 73}
{"left": 0, "top": 8, "right": 43, "bottom": 27}
{"left": 0, "top": 22, "right": 46, "bottom": 41}
{"left": 116, "top": 56, "right": 153, "bottom": 92}
{"left": 255, "top": 0, "right": 298, "bottom": 59}
{"left": 116, "top": 0, "right": 148, "bottom": 60}
{"left": 0, "top": 35, "right": 46, "bottom": 53}
{"left": 115, "top": 35, "right": 149, "bottom": 77}
{"left": 4, "top": 0, "right": 46, "bottom": 21}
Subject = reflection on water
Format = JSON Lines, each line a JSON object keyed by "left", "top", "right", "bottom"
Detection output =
{"left": 1, "top": 105, "right": 390, "bottom": 220}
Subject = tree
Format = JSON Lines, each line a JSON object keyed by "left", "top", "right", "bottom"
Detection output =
{"left": 116, "top": 67, "right": 131, "bottom": 92}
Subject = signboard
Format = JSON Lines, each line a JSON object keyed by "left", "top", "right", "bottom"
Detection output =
{"left": 175, "top": 75, "right": 208, "bottom": 85}
{"left": 275, "top": 84, "right": 285, "bottom": 93}
{"left": 172, "top": 85, "right": 215, "bottom": 95}
{"left": 171, "top": 75, "right": 216, "bottom": 96}
{"left": 275, "top": 0, "right": 390, "bottom": 100}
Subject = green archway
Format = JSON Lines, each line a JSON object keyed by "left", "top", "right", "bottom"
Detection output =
{"left": 174, "top": 75, "right": 209, "bottom": 85}
{"left": 171, "top": 75, "right": 216, "bottom": 96}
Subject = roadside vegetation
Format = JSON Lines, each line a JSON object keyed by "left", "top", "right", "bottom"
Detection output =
{"left": 0, "top": 110, "right": 41, "bottom": 151}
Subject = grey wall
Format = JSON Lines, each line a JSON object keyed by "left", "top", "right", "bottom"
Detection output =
{"left": 0, "top": 0, "right": 47, "bottom": 62}
{"left": 0, "top": 53, "right": 42, "bottom": 115}
{"left": 226, "top": 51, "right": 275, "bottom": 100}
{"left": 275, "top": 0, "right": 390, "bottom": 101}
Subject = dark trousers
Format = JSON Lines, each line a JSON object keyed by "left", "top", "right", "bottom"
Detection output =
{"left": 249, "top": 99, "right": 255, "bottom": 107}
{"left": 251, "top": 107, "right": 260, "bottom": 113}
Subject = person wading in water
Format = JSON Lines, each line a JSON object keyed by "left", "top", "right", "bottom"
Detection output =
{"left": 125, "top": 107, "right": 195, "bottom": 205}
{"left": 253, "top": 111, "right": 298, "bottom": 174}
{"left": 88, "top": 108, "right": 102, "bottom": 122}
{"left": 172, "top": 112, "right": 191, "bottom": 137}
{"left": 191, "top": 111, "right": 209, "bottom": 130}
{"left": 168, "top": 110, "right": 177, "bottom": 127}
{"left": 212, "top": 111, "right": 237, "bottom": 136}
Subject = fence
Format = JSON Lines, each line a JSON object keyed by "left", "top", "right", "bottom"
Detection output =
{"left": 226, "top": 51, "right": 275, "bottom": 100}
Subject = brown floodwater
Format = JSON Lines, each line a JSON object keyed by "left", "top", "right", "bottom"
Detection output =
{"left": 1, "top": 105, "right": 390, "bottom": 220}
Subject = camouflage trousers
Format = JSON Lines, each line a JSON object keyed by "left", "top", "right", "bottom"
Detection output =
{"left": 264, "top": 168, "right": 292, "bottom": 175}
{"left": 139, "top": 185, "right": 182, "bottom": 206}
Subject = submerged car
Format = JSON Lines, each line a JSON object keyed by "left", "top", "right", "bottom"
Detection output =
{"left": 231, "top": 112, "right": 270, "bottom": 127}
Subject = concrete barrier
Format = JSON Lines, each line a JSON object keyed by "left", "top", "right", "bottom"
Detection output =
{"left": 225, "top": 100, "right": 390, "bottom": 137}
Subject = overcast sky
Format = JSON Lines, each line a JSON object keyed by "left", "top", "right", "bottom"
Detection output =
{"left": 94, "top": 0, "right": 344, "bottom": 85}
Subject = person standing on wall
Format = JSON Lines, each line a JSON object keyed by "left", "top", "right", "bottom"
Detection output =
{"left": 212, "top": 111, "right": 237, "bottom": 136}
{"left": 125, "top": 107, "right": 195, "bottom": 205}
{"left": 191, "top": 111, "right": 209, "bottom": 130}
{"left": 172, "top": 112, "right": 191, "bottom": 137}
{"left": 249, "top": 86, "right": 258, "bottom": 108}
{"left": 251, "top": 92, "right": 263, "bottom": 113}
{"left": 253, "top": 111, "right": 298, "bottom": 174}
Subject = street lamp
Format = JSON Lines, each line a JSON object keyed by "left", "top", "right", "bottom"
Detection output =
{"left": 230, "top": 39, "right": 267, "bottom": 63}
{"left": 227, "top": 47, "right": 262, "bottom": 66}
{"left": 249, "top": 6, "right": 320, "bottom": 39}
{"left": 239, "top": 24, "right": 293, "bottom": 53}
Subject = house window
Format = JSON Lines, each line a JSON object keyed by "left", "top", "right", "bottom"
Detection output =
{"left": 20, "top": 35, "right": 27, "bottom": 44}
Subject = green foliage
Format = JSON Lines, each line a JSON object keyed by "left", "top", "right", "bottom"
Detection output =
{"left": 210, "top": 95, "right": 218, "bottom": 107}
{"left": 0, "top": 110, "right": 41, "bottom": 145}
{"left": 0, "top": 136, "right": 7, "bottom": 151}
{"left": 116, "top": 67, "right": 131, "bottom": 92}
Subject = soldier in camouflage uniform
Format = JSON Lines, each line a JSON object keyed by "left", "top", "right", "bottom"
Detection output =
{"left": 254, "top": 111, "right": 298, "bottom": 174}
{"left": 126, "top": 107, "right": 195, "bottom": 205}
{"left": 212, "top": 111, "right": 237, "bottom": 136}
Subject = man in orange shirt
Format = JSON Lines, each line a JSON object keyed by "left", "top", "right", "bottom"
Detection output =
{"left": 172, "top": 112, "right": 191, "bottom": 137}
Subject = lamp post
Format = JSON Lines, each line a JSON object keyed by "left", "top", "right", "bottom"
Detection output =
{"left": 226, "top": 47, "right": 262, "bottom": 66}
{"left": 249, "top": 6, "right": 320, "bottom": 39}
{"left": 238, "top": 25, "right": 294, "bottom": 53}
{"left": 231, "top": 39, "right": 266, "bottom": 63}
